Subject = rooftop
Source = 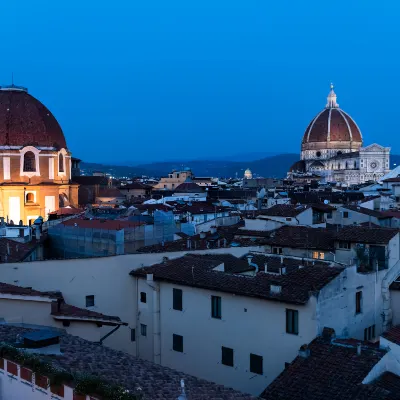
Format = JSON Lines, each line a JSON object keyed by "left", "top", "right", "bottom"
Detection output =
{"left": 258, "top": 204, "right": 309, "bottom": 218}
{"left": 342, "top": 205, "right": 385, "bottom": 218}
{"left": 261, "top": 334, "right": 396, "bottom": 400}
{"left": 0, "top": 324, "right": 254, "bottom": 399}
{"left": 131, "top": 254, "right": 343, "bottom": 305}
{"left": 333, "top": 225, "right": 398, "bottom": 244}
{"left": 59, "top": 218, "right": 144, "bottom": 230}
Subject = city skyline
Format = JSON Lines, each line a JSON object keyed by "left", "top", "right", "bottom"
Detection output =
{"left": 0, "top": 1, "right": 399, "bottom": 164}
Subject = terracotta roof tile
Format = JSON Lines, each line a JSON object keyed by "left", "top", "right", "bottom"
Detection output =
{"left": 261, "top": 336, "right": 389, "bottom": 400}
{"left": 381, "top": 325, "right": 400, "bottom": 346}
{"left": 0, "top": 325, "right": 254, "bottom": 399}
{"left": 131, "top": 255, "right": 343, "bottom": 305}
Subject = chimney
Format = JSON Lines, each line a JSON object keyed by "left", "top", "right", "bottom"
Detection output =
{"left": 357, "top": 343, "right": 361, "bottom": 356}
{"left": 280, "top": 255, "right": 284, "bottom": 264}
{"left": 210, "top": 226, "right": 217, "bottom": 234}
{"left": 6, "top": 241, "right": 10, "bottom": 255}
{"left": 298, "top": 344, "right": 310, "bottom": 358}
{"left": 146, "top": 273, "right": 153, "bottom": 281}
{"left": 35, "top": 227, "right": 41, "bottom": 240}
{"left": 246, "top": 254, "right": 253, "bottom": 266}
{"left": 186, "top": 239, "right": 191, "bottom": 249}
{"left": 200, "top": 232, "right": 206, "bottom": 239}
{"left": 280, "top": 266, "right": 286, "bottom": 275}
{"left": 264, "top": 263, "right": 268, "bottom": 273}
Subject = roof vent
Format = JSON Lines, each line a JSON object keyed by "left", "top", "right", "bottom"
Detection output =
{"left": 270, "top": 284, "right": 282, "bottom": 294}
{"left": 18, "top": 330, "right": 61, "bottom": 355}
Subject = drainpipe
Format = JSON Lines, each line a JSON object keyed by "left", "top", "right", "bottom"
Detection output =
{"left": 146, "top": 273, "right": 161, "bottom": 365}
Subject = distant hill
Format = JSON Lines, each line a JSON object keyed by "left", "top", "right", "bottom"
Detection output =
{"left": 80, "top": 153, "right": 400, "bottom": 179}
{"left": 81, "top": 153, "right": 299, "bottom": 178}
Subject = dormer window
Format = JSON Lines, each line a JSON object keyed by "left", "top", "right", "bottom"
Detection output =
{"left": 23, "top": 151, "right": 36, "bottom": 172}
{"left": 59, "top": 153, "right": 64, "bottom": 172}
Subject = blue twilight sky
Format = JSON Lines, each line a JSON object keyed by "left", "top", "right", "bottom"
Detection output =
{"left": 0, "top": 1, "right": 399, "bottom": 164}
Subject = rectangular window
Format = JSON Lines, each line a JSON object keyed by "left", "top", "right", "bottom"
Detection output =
{"left": 273, "top": 247, "right": 283, "bottom": 255}
{"left": 140, "top": 324, "right": 147, "bottom": 337}
{"left": 173, "top": 334, "right": 183, "bottom": 352}
{"left": 173, "top": 288, "right": 183, "bottom": 311}
{"left": 364, "top": 324, "right": 376, "bottom": 341}
{"left": 250, "top": 353, "right": 263, "bottom": 375}
{"left": 140, "top": 292, "right": 147, "bottom": 303}
{"left": 312, "top": 252, "right": 324, "bottom": 260}
{"left": 339, "top": 241, "right": 351, "bottom": 250}
{"left": 3, "top": 157, "right": 10, "bottom": 180}
{"left": 285, "top": 217, "right": 292, "bottom": 221}
{"left": 356, "top": 291, "right": 362, "bottom": 314}
{"left": 211, "top": 295, "right": 222, "bottom": 319}
{"left": 131, "top": 329, "right": 136, "bottom": 342}
{"left": 343, "top": 211, "right": 349, "bottom": 218}
{"left": 85, "top": 295, "right": 95, "bottom": 307}
{"left": 221, "top": 346, "right": 234, "bottom": 367}
{"left": 327, "top": 211, "right": 332, "bottom": 219}
{"left": 286, "top": 309, "right": 299, "bottom": 335}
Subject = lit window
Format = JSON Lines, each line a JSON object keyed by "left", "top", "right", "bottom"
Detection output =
{"left": 23, "top": 152, "right": 36, "bottom": 172}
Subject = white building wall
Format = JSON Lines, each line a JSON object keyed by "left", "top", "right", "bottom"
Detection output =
{"left": 0, "top": 247, "right": 263, "bottom": 356}
{"left": 135, "top": 280, "right": 317, "bottom": 396}
{"left": 332, "top": 207, "right": 380, "bottom": 226}
{"left": 390, "top": 290, "right": 400, "bottom": 326}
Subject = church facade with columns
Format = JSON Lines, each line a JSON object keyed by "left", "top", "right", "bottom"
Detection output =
{"left": 288, "top": 85, "right": 390, "bottom": 185}
{"left": 0, "top": 83, "right": 78, "bottom": 225}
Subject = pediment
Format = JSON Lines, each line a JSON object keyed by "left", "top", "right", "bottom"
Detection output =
{"left": 361, "top": 143, "right": 387, "bottom": 152}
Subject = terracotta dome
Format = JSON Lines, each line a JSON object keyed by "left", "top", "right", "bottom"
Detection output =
{"left": 0, "top": 85, "right": 67, "bottom": 149}
{"left": 302, "top": 85, "right": 362, "bottom": 150}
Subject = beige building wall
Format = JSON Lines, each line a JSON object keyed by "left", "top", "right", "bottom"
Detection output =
{"left": 0, "top": 297, "right": 106, "bottom": 342}
{"left": 0, "top": 246, "right": 263, "bottom": 355}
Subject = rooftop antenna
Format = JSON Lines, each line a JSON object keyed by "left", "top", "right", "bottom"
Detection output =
{"left": 11, "top": 72, "right": 14, "bottom": 86}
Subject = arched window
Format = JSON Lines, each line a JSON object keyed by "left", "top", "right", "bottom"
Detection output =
{"left": 23, "top": 152, "right": 36, "bottom": 172}
{"left": 26, "top": 193, "right": 34, "bottom": 203}
{"left": 59, "top": 153, "right": 64, "bottom": 172}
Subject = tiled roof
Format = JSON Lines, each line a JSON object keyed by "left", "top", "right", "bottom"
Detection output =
{"left": 188, "top": 253, "right": 254, "bottom": 273}
{"left": 0, "top": 238, "right": 42, "bottom": 263}
{"left": 333, "top": 225, "right": 398, "bottom": 244}
{"left": 289, "top": 191, "right": 365, "bottom": 205}
{"left": 259, "top": 204, "right": 309, "bottom": 217}
{"left": 256, "top": 226, "right": 335, "bottom": 251}
{"left": 174, "top": 182, "right": 203, "bottom": 193}
{"left": 0, "top": 90, "right": 67, "bottom": 149}
{"left": 131, "top": 255, "right": 343, "bottom": 305}
{"left": 71, "top": 176, "right": 110, "bottom": 186}
{"left": 382, "top": 177, "right": 400, "bottom": 183}
{"left": 0, "top": 325, "right": 255, "bottom": 399}
{"left": 381, "top": 325, "right": 400, "bottom": 346}
{"left": 97, "top": 187, "right": 125, "bottom": 198}
{"left": 119, "top": 182, "right": 152, "bottom": 190}
{"left": 51, "top": 302, "right": 123, "bottom": 325}
{"left": 49, "top": 206, "right": 83, "bottom": 216}
{"left": 60, "top": 218, "right": 143, "bottom": 230}
{"left": 0, "top": 282, "right": 59, "bottom": 299}
{"left": 261, "top": 336, "right": 389, "bottom": 400}
{"left": 342, "top": 205, "right": 385, "bottom": 218}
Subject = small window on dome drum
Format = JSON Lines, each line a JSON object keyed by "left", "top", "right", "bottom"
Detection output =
{"left": 59, "top": 153, "right": 64, "bottom": 172}
{"left": 316, "top": 151, "right": 321, "bottom": 158}
{"left": 23, "top": 152, "right": 36, "bottom": 172}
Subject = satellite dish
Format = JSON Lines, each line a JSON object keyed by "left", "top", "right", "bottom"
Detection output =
{"left": 324, "top": 199, "right": 329, "bottom": 204}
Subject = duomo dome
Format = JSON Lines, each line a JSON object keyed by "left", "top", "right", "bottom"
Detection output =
{"left": 301, "top": 84, "right": 362, "bottom": 160}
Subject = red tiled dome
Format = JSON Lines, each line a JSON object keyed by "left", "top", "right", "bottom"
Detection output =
{"left": 0, "top": 87, "right": 67, "bottom": 149}
{"left": 302, "top": 108, "right": 362, "bottom": 144}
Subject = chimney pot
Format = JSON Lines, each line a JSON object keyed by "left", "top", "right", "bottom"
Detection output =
{"left": 264, "top": 263, "right": 268, "bottom": 273}
{"left": 357, "top": 343, "right": 362, "bottom": 356}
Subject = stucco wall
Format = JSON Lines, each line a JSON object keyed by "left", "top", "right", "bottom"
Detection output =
{"left": 135, "top": 279, "right": 317, "bottom": 395}
{"left": 0, "top": 247, "right": 262, "bottom": 355}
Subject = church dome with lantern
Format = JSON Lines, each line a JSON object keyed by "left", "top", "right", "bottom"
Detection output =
{"left": 301, "top": 84, "right": 363, "bottom": 160}
{"left": 0, "top": 83, "right": 78, "bottom": 225}
{"left": 244, "top": 168, "right": 252, "bottom": 179}
{"left": 288, "top": 84, "right": 390, "bottom": 185}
